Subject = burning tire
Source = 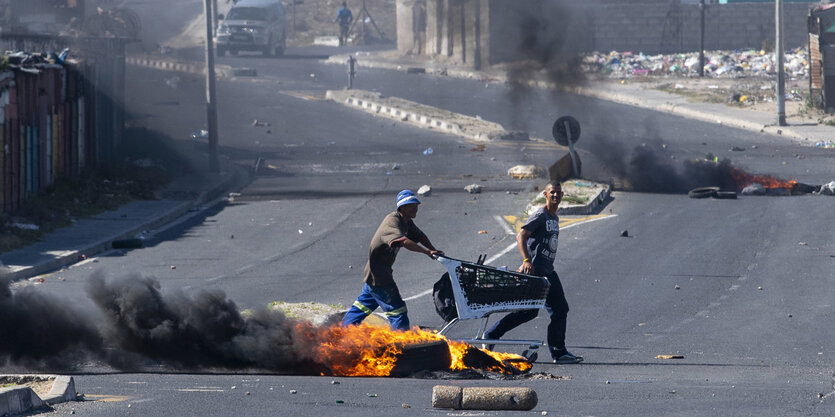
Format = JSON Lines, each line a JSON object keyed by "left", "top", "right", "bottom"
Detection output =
{"left": 688, "top": 187, "right": 719, "bottom": 199}
{"left": 389, "top": 340, "right": 451, "bottom": 377}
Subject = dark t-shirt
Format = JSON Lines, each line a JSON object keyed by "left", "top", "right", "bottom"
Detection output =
{"left": 337, "top": 7, "right": 353, "bottom": 26}
{"left": 363, "top": 211, "right": 427, "bottom": 286}
{"left": 521, "top": 206, "right": 559, "bottom": 275}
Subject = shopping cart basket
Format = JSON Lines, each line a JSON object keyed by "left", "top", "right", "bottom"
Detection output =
{"left": 434, "top": 255, "right": 551, "bottom": 361}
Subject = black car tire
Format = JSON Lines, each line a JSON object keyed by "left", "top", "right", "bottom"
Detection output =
{"left": 688, "top": 186, "right": 719, "bottom": 199}
{"left": 389, "top": 340, "right": 451, "bottom": 377}
{"left": 715, "top": 191, "right": 738, "bottom": 199}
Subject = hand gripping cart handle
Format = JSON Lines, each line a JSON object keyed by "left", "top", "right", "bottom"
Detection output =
{"left": 434, "top": 255, "right": 550, "bottom": 361}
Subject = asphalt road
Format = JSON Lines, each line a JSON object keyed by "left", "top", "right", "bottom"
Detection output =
{"left": 7, "top": 45, "right": 835, "bottom": 417}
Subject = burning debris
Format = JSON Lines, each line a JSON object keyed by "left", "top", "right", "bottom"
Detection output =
{"left": 1, "top": 273, "right": 531, "bottom": 377}
{"left": 589, "top": 136, "right": 823, "bottom": 195}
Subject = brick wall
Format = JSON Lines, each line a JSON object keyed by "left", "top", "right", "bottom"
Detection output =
{"left": 406, "top": 1, "right": 815, "bottom": 67}
{"left": 589, "top": 3, "right": 813, "bottom": 54}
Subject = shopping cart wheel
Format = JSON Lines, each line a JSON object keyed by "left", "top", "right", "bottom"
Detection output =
{"left": 521, "top": 349, "right": 538, "bottom": 363}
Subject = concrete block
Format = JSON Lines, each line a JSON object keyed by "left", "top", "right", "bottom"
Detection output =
{"left": 432, "top": 385, "right": 537, "bottom": 411}
{"left": 42, "top": 376, "right": 76, "bottom": 405}
{"left": 0, "top": 386, "right": 44, "bottom": 415}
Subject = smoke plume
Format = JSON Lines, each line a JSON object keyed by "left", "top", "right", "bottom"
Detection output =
{"left": 0, "top": 277, "right": 102, "bottom": 369}
{"left": 587, "top": 134, "right": 770, "bottom": 193}
{"left": 500, "top": 0, "right": 590, "bottom": 131}
{"left": 0, "top": 272, "right": 353, "bottom": 374}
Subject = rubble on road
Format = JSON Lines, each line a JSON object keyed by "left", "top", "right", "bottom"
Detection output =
{"left": 417, "top": 185, "right": 432, "bottom": 196}
{"left": 464, "top": 184, "right": 482, "bottom": 194}
{"left": 508, "top": 165, "right": 544, "bottom": 180}
{"left": 818, "top": 181, "right": 835, "bottom": 195}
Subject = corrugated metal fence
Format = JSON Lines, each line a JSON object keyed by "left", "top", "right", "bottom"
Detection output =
{"left": 0, "top": 34, "right": 126, "bottom": 215}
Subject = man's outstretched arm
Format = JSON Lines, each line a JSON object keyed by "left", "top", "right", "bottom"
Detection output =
{"left": 401, "top": 238, "right": 440, "bottom": 259}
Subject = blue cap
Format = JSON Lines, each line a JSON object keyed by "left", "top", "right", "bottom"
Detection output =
{"left": 396, "top": 189, "right": 421, "bottom": 208}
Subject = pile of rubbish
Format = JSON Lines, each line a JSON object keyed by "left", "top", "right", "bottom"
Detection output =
{"left": 1, "top": 49, "right": 71, "bottom": 73}
{"left": 584, "top": 48, "right": 808, "bottom": 79}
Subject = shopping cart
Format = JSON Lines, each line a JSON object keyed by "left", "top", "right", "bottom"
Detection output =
{"left": 434, "top": 255, "right": 551, "bottom": 362}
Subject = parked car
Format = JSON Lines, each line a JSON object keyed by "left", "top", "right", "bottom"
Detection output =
{"left": 215, "top": 0, "right": 287, "bottom": 57}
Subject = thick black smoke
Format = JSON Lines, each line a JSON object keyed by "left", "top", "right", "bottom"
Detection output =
{"left": 0, "top": 277, "right": 102, "bottom": 369}
{"left": 502, "top": 1, "right": 589, "bottom": 105}
{"left": 587, "top": 134, "right": 744, "bottom": 193}
{"left": 0, "top": 273, "right": 334, "bottom": 373}
{"left": 84, "top": 271, "right": 325, "bottom": 372}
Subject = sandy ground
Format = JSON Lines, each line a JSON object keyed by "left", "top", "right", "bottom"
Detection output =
{"left": 0, "top": 376, "right": 54, "bottom": 397}
{"left": 605, "top": 74, "right": 830, "bottom": 126}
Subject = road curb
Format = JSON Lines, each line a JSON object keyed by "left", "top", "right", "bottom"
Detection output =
{"left": 558, "top": 182, "right": 612, "bottom": 215}
{"left": 0, "top": 158, "right": 243, "bottom": 283}
{"left": 326, "top": 89, "right": 524, "bottom": 142}
{"left": 125, "top": 55, "right": 234, "bottom": 78}
{"left": 40, "top": 375, "right": 77, "bottom": 405}
{"left": 0, "top": 386, "right": 43, "bottom": 416}
{"left": 521, "top": 181, "right": 612, "bottom": 217}
{"left": 333, "top": 53, "right": 827, "bottom": 146}
{"left": 0, "top": 375, "right": 76, "bottom": 416}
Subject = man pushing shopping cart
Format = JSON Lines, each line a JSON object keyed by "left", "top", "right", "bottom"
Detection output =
{"left": 435, "top": 181, "right": 582, "bottom": 364}
{"left": 490, "top": 181, "right": 583, "bottom": 364}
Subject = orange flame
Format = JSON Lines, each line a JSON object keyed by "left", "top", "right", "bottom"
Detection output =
{"left": 728, "top": 166, "right": 796, "bottom": 189}
{"left": 306, "top": 322, "right": 531, "bottom": 377}
{"left": 447, "top": 340, "right": 533, "bottom": 373}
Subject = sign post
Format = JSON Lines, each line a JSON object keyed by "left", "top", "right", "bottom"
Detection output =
{"left": 552, "top": 116, "right": 581, "bottom": 178}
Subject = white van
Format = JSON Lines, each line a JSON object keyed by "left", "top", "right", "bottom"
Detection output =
{"left": 216, "top": 0, "right": 287, "bottom": 57}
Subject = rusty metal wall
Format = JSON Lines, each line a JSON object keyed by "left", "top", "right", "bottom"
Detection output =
{"left": 0, "top": 34, "right": 127, "bottom": 215}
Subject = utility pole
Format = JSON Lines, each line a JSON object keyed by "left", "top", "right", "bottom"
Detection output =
{"left": 699, "top": 0, "right": 705, "bottom": 77}
{"left": 211, "top": 0, "right": 218, "bottom": 26}
{"left": 203, "top": 0, "right": 220, "bottom": 172}
{"left": 776, "top": 0, "right": 787, "bottom": 126}
{"left": 473, "top": 0, "right": 481, "bottom": 70}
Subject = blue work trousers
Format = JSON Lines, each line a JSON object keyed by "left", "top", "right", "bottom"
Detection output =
{"left": 484, "top": 271, "right": 569, "bottom": 352}
{"left": 342, "top": 283, "right": 410, "bottom": 331}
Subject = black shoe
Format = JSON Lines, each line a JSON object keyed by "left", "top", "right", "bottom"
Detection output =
{"left": 551, "top": 350, "right": 583, "bottom": 364}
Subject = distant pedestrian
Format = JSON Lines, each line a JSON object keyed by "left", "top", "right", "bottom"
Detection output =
{"left": 483, "top": 181, "right": 583, "bottom": 364}
{"left": 342, "top": 190, "right": 442, "bottom": 331}
{"left": 335, "top": 1, "right": 353, "bottom": 46}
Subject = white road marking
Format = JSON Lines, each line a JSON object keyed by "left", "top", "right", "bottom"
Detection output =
{"left": 177, "top": 388, "right": 226, "bottom": 392}
{"left": 560, "top": 214, "right": 618, "bottom": 230}
{"left": 404, "top": 289, "right": 432, "bottom": 301}
{"left": 494, "top": 215, "right": 514, "bottom": 235}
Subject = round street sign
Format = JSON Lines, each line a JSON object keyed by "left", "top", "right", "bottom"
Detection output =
{"left": 552, "top": 116, "right": 581, "bottom": 146}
